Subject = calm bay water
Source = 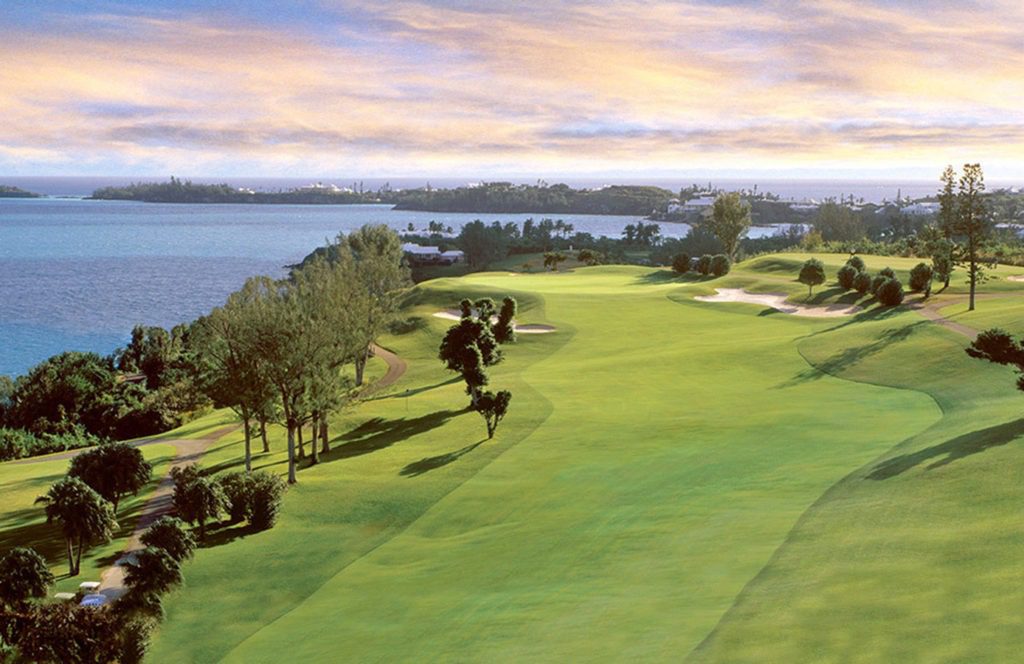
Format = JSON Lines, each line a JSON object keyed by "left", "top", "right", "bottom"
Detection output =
{"left": 1, "top": 197, "right": 733, "bottom": 377}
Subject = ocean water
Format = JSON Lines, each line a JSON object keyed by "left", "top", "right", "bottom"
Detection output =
{"left": 1, "top": 197, "right": 731, "bottom": 378}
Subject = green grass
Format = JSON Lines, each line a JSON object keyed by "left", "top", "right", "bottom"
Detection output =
{"left": 9, "top": 252, "right": 1024, "bottom": 661}
{"left": 149, "top": 257, "right": 981, "bottom": 662}
{"left": 0, "top": 444, "right": 176, "bottom": 592}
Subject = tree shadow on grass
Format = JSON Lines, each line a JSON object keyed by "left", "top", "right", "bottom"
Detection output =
{"left": 198, "top": 522, "right": 253, "bottom": 550}
{"left": 779, "top": 322, "right": 926, "bottom": 387}
{"left": 400, "top": 440, "right": 485, "bottom": 477}
{"left": 318, "top": 409, "right": 464, "bottom": 463}
{"left": 364, "top": 376, "right": 462, "bottom": 403}
{"left": 634, "top": 269, "right": 695, "bottom": 285}
{"left": 804, "top": 286, "right": 865, "bottom": 306}
{"left": 867, "top": 418, "right": 1024, "bottom": 480}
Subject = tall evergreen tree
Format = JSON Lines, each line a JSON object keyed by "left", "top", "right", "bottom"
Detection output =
{"left": 955, "top": 163, "right": 991, "bottom": 311}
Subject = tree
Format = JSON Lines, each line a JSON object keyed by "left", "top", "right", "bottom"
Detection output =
{"left": 140, "top": 516, "right": 197, "bottom": 563}
{"left": 955, "top": 163, "right": 991, "bottom": 311}
{"left": 846, "top": 255, "right": 866, "bottom": 272}
{"left": 577, "top": 248, "right": 602, "bottom": 266}
{"left": 837, "top": 264, "right": 859, "bottom": 290}
{"left": 936, "top": 165, "right": 958, "bottom": 288}
{"left": 170, "top": 465, "right": 227, "bottom": 540}
{"left": 123, "top": 547, "right": 182, "bottom": 597}
{"left": 672, "top": 253, "right": 691, "bottom": 274}
{"left": 876, "top": 278, "right": 905, "bottom": 306}
{"left": 13, "top": 602, "right": 121, "bottom": 664}
{"left": 909, "top": 263, "right": 934, "bottom": 292}
{"left": 696, "top": 254, "right": 713, "bottom": 276}
{"left": 798, "top": 258, "right": 826, "bottom": 297}
{"left": 3, "top": 352, "right": 117, "bottom": 436}
{"left": 475, "top": 390, "right": 511, "bottom": 439}
{"left": 0, "top": 547, "right": 53, "bottom": 609}
{"left": 439, "top": 314, "right": 501, "bottom": 406}
{"left": 853, "top": 271, "right": 872, "bottom": 294}
{"left": 710, "top": 254, "right": 731, "bottom": 277}
{"left": 493, "top": 297, "right": 517, "bottom": 344}
{"left": 35, "top": 476, "right": 117, "bottom": 575}
{"left": 336, "top": 225, "right": 411, "bottom": 386}
{"left": 457, "top": 220, "right": 508, "bottom": 267}
{"left": 814, "top": 201, "right": 863, "bottom": 241}
{"left": 192, "top": 282, "right": 276, "bottom": 473}
{"left": 708, "top": 192, "right": 751, "bottom": 259}
{"left": 543, "top": 251, "right": 567, "bottom": 271}
{"left": 68, "top": 442, "right": 152, "bottom": 512}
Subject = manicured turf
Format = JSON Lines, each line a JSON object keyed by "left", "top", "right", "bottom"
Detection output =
{"left": 9, "top": 253, "right": 1024, "bottom": 660}
{"left": 149, "top": 255, "right": 996, "bottom": 663}
{"left": 0, "top": 444, "right": 175, "bottom": 593}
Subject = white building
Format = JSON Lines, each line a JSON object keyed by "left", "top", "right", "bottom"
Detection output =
{"left": 682, "top": 196, "right": 717, "bottom": 210}
{"left": 902, "top": 202, "right": 940, "bottom": 216}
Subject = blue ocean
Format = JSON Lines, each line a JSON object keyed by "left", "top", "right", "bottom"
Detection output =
{"left": 0, "top": 175, "right": 964, "bottom": 378}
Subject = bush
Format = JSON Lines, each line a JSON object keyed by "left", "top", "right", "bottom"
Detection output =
{"left": 836, "top": 264, "right": 859, "bottom": 290}
{"left": 909, "top": 262, "right": 933, "bottom": 292}
{"left": 846, "top": 255, "right": 866, "bottom": 272}
{"left": 671, "top": 253, "right": 691, "bottom": 274}
{"left": 248, "top": 471, "right": 287, "bottom": 531}
{"left": 696, "top": 254, "right": 713, "bottom": 276}
{"left": 879, "top": 266, "right": 896, "bottom": 279}
{"left": 220, "top": 471, "right": 253, "bottom": 523}
{"left": 0, "top": 426, "right": 103, "bottom": 462}
{"left": 877, "top": 278, "right": 905, "bottom": 306}
{"left": 870, "top": 274, "right": 889, "bottom": 295}
{"left": 140, "top": 516, "right": 196, "bottom": 563}
{"left": 853, "top": 271, "right": 872, "bottom": 294}
{"left": 710, "top": 254, "right": 731, "bottom": 277}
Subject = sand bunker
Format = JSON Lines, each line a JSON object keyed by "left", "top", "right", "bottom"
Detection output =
{"left": 432, "top": 310, "right": 556, "bottom": 333}
{"left": 1006, "top": 275, "right": 1024, "bottom": 282}
{"left": 694, "top": 288, "right": 862, "bottom": 318}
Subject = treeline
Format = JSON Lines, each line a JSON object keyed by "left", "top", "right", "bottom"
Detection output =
{"left": 0, "top": 328, "right": 207, "bottom": 460}
{"left": 392, "top": 182, "right": 674, "bottom": 215}
{"left": 0, "top": 185, "right": 40, "bottom": 198}
{"left": 90, "top": 177, "right": 392, "bottom": 204}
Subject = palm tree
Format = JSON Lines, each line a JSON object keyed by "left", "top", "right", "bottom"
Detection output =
{"left": 35, "top": 476, "right": 117, "bottom": 575}
{"left": 0, "top": 546, "right": 54, "bottom": 609}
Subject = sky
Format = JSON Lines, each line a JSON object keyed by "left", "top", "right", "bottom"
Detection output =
{"left": 2, "top": 0, "right": 1024, "bottom": 180}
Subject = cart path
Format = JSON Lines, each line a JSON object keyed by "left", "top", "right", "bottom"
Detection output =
{"left": 96, "top": 342, "right": 408, "bottom": 599}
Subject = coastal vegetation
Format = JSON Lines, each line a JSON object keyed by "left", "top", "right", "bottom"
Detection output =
{"left": 0, "top": 185, "right": 40, "bottom": 198}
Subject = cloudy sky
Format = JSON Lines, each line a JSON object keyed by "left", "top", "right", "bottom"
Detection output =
{"left": 3, "top": 0, "right": 1023, "bottom": 178}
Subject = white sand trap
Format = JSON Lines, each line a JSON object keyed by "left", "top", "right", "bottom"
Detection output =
{"left": 694, "top": 288, "right": 862, "bottom": 318}
{"left": 1006, "top": 275, "right": 1024, "bottom": 282}
{"left": 432, "top": 310, "right": 556, "bottom": 333}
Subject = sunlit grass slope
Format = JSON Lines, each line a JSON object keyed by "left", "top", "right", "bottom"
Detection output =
{"left": 693, "top": 293, "right": 1024, "bottom": 661}
{"left": 149, "top": 260, "right": 950, "bottom": 662}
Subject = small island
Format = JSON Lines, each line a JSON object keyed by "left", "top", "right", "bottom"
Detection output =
{"left": 0, "top": 185, "right": 41, "bottom": 198}
{"left": 89, "top": 177, "right": 393, "bottom": 204}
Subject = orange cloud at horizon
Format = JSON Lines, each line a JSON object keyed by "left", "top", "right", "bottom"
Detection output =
{"left": 2, "top": 1, "right": 1023, "bottom": 177}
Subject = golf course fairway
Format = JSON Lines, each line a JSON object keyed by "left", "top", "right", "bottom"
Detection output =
{"left": 11, "top": 254, "right": 1012, "bottom": 661}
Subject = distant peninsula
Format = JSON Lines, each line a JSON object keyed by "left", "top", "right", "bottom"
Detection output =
{"left": 87, "top": 178, "right": 676, "bottom": 215}
{"left": 89, "top": 177, "right": 391, "bottom": 204}
{"left": 0, "top": 185, "right": 41, "bottom": 198}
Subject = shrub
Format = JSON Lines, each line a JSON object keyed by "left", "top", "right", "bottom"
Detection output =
{"left": 879, "top": 266, "right": 896, "bottom": 279}
{"left": 870, "top": 274, "right": 889, "bottom": 295}
{"left": 0, "top": 547, "right": 53, "bottom": 609}
{"left": 853, "top": 271, "right": 872, "bottom": 294}
{"left": 710, "top": 254, "right": 731, "bottom": 277}
{"left": 798, "top": 258, "right": 827, "bottom": 297}
{"left": 836, "top": 264, "right": 859, "bottom": 290}
{"left": 671, "top": 253, "right": 691, "bottom": 274}
{"left": 877, "top": 278, "right": 905, "bottom": 306}
{"left": 248, "top": 471, "right": 287, "bottom": 531}
{"left": 909, "top": 262, "right": 933, "bottom": 292}
{"left": 846, "top": 255, "right": 866, "bottom": 272}
{"left": 696, "top": 254, "right": 713, "bottom": 275}
{"left": 219, "top": 471, "right": 253, "bottom": 523}
{"left": 140, "top": 516, "right": 196, "bottom": 563}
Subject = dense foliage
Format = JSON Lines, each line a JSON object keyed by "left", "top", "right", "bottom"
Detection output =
{"left": 91, "top": 177, "right": 390, "bottom": 204}
{"left": 393, "top": 182, "right": 674, "bottom": 215}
